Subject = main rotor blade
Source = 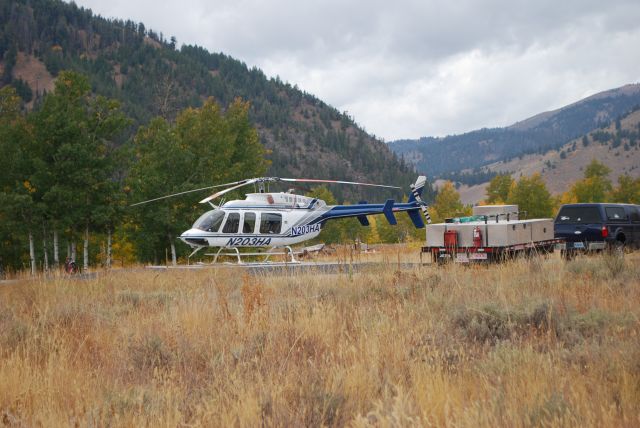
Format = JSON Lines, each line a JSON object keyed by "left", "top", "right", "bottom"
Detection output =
{"left": 129, "top": 179, "right": 249, "bottom": 207}
{"left": 279, "top": 178, "right": 400, "bottom": 189}
{"left": 199, "top": 179, "right": 257, "bottom": 204}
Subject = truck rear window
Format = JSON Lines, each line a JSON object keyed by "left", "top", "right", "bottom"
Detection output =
{"left": 556, "top": 206, "right": 601, "bottom": 224}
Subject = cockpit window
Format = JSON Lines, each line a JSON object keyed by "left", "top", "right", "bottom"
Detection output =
{"left": 222, "top": 212, "right": 240, "bottom": 233}
{"left": 193, "top": 210, "right": 225, "bottom": 232}
{"left": 260, "top": 213, "right": 282, "bottom": 234}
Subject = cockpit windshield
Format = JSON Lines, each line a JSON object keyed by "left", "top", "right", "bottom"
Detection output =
{"left": 193, "top": 210, "right": 225, "bottom": 232}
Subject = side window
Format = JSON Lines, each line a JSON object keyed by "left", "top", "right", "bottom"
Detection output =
{"left": 222, "top": 213, "right": 240, "bottom": 233}
{"left": 631, "top": 207, "right": 640, "bottom": 223}
{"left": 605, "top": 206, "right": 628, "bottom": 221}
{"left": 243, "top": 212, "right": 256, "bottom": 233}
{"left": 260, "top": 213, "right": 282, "bottom": 234}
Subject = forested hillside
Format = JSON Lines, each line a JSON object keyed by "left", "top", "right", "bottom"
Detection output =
{"left": 434, "top": 106, "right": 640, "bottom": 205}
{"left": 390, "top": 84, "right": 640, "bottom": 177}
{"left": 0, "top": 0, "right": 419, "bottom": 202}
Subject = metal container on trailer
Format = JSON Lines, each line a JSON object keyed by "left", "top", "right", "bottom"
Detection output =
{"left": 442, "top": 222, "right": 483, "bottom": 247}
{"left": 526, "top": 219, "right": 554, "bottom": 242}
{"left": 425, "top": 223, "right": 447, "bottom": 247}
{"left": 485, "top": 221, "right": 520, "bottom": 246}
{"left": 425, "top": 204, "right": 554, "bottom": 248}
{"left": 473, "top": 205, "right": 519, "bottom": 220}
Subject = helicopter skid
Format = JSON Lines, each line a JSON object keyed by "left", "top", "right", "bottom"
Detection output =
{"left": 202, "top": 245, "right": 299, "bottom": 264}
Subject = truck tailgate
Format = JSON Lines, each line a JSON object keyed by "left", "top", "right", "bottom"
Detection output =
{"left": 554, "top": 223, "right": 604, "bottom": 243}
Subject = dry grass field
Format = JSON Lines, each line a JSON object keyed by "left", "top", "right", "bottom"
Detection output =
{"left": 1, "top": 247, "right": 639, "bottom": 427}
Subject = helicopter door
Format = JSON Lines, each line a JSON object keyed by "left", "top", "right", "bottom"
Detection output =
{"left": 243, "top": 212, "right": 256, "bottom": 233}
{"left": 222, "top": 212, "right": 240, "bottom": 233}
{"left": 259, "top": 213, "right": 282, "bottom": 234}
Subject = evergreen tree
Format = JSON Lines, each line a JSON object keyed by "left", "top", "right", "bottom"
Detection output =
{"left": 0, "top": 86, "right": 41, "bottom": 273}
{"left": 30, "top": 71, "right": 129, "bottom": 270}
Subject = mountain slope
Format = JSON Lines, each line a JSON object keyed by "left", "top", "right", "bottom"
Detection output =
{"left": 389, "top": 84, "right": 640, "bottom": 177}
{"left": 453, "top": 107, "right": 640, "bottom": 204}
{"left": 0, "top": 0, "right": 421, "bottom": 202}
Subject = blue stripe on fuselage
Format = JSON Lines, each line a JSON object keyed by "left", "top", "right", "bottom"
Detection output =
{"left": 307, "top": 202, "right": 420, "bottom": 225}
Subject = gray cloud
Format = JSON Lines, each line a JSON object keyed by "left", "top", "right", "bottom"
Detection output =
{"left": 73, "top": 0, "right": 640, "bottom": 140}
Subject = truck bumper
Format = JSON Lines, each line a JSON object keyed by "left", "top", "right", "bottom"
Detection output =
{"left": 555, "top": 241, "right": 606, "bottom": 251}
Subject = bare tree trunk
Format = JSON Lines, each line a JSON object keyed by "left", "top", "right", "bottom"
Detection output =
{"left": 106, "top": 227, "right": 112, "bottom": 269}
{"left": 83, "top": 224, "right": 89, "bottom": 271}
{"left": 53, "top": 229, "right": 59, "bottom": 268}
{"left": 29, "top": 230, "right": 36, "bottom": 276}
{"left": 169, "top": 234, "right": 177, "bottom": 266}
{"left": 42, "top": 224, "right": 49, "bottom": 272}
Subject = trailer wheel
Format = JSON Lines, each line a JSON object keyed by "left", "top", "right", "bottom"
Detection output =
{"left": 435, "top": 254, "right": 448, "bottom": 265}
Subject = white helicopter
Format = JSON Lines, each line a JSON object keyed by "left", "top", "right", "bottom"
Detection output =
{"left": 132, "top": 176, "right": 431, "bottom": 263}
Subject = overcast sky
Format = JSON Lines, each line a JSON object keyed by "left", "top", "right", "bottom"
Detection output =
{"left": 72, "top": 0, "right": 640, "bottom": 141}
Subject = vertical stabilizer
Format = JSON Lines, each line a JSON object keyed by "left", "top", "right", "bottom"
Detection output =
{"left": 408, "top": 176, "right": 431, "bottom": 225}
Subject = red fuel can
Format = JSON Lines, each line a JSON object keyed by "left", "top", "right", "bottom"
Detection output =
{"left": 444, "top": 230, "right": 458, "bottom": 247}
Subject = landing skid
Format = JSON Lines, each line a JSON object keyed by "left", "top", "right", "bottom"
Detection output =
{"left": 205, "top": 246, "right": 299, "bottom": 265}
{"left": 187, "top": 246, "right": 205, "bottom": 265}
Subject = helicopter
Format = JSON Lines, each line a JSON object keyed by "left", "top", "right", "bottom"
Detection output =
{"left": 131, "top": 176, "right": 431, "bottom": 262}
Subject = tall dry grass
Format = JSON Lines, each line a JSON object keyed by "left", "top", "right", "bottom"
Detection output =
{"left": 0, "top": 249, "right": 639, "bottom": 426}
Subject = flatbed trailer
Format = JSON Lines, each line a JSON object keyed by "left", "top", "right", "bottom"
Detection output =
{"left": 421, "top": 204, "right": 564, "bottom": 264}
{"left": 421, "top": 238, "right": 562, "bottom": 264}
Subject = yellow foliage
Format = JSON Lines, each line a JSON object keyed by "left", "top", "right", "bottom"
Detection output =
{"left": 559, "top": 190, "right": 577, "bottom": 205}
{"left": 367, "top": 215, "right": 381, "bottom": 244}
{"left": 111, "top": 228, "right": 136, "bottom": 267}
{"left": 22, "top": 180, "right": 36, "bottom": 194}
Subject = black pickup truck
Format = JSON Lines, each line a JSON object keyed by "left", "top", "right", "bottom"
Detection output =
{"left": 554, "top": 203, "right": 640, "bottom": 256}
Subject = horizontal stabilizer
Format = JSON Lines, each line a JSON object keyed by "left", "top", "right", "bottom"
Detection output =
{"left": 383, "top": 199, "right": 397, "bottom": 225}
{"left": 357, "top": 215, "right": 370, "bottom": 226}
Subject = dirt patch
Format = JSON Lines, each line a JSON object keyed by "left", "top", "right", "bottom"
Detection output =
{"left": 143, "top": 36, "right": 162, "bottom": 49}
{"left": 113, "top": 64, "right": 125, "bottom": 89}
{"left": 12, "top": 52, "right": 55, "bottom": 98}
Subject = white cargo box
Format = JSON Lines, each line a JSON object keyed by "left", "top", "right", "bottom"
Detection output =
{"left": 523, "top": 219, "right": 554, "bottom": 242}
{"left": 425, "top": 223, "right": 447, "bottom": 247}
{"left": 472, "top": 204, "right": 519, "bottom": 220}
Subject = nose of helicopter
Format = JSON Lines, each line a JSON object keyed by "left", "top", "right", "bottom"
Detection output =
{"left": 179, "top": 229, "right": 208, "bottom": 247}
